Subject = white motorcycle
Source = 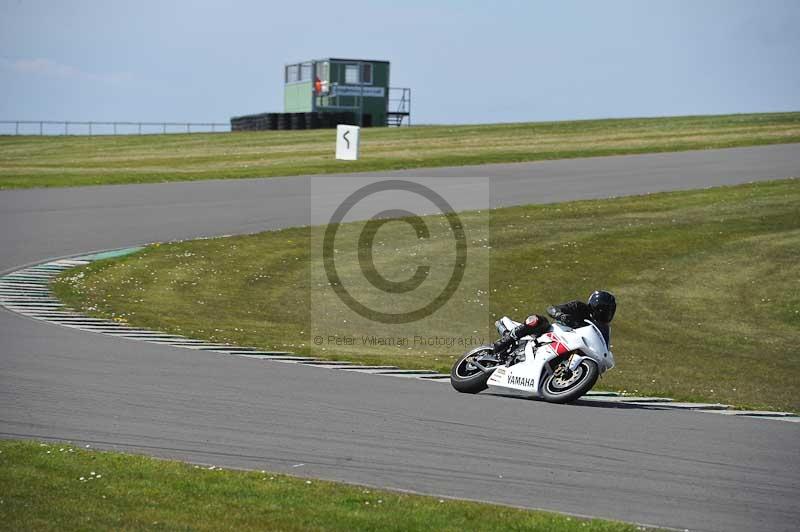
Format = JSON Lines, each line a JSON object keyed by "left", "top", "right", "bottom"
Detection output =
{"left": 450, "top": 316, "right": 614, "bottom": 403}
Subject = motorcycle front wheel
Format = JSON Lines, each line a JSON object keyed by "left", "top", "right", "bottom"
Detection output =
{"left": 450, "top": 346, "right": 497, "bottom": 394}
{"left": 541, "top": 358, "right": 599, "bottom": 404}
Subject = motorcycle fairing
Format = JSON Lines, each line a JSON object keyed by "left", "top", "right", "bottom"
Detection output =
{"left": 487, "top": 321, "right": 613, "bottom": 397}
{"left": 487, "top": 328, "right": 565, "bottom": 396}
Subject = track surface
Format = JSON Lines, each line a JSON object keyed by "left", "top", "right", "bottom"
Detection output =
{"left": 1, "top": 144, "right": 799, "bottom": 532}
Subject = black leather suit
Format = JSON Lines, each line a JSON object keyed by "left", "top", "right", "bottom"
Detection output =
{"left": 493, "top": 300, "right": 611, "bottom": 355}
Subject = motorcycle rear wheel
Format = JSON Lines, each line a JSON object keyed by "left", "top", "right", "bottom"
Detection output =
{"left": 450, "top": 346, "right": 496, "bottom": 394}
{"left": 541, "top": 358, "right": 599, "bottom": 404}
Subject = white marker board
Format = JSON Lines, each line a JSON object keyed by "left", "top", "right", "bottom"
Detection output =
{"left": 335, "top": 124, "right": 360, "bottom": 161}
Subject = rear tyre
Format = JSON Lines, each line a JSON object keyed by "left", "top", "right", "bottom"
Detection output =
{"left": 450, "top": 346, "right": 496, "bottom": 394}
{"left": 541, "top": 358, "right": 599, "bottom": 404}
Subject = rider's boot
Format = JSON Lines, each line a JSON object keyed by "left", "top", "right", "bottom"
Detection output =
{"left": 493, "top": 315, "right": 549, "bottom": 356}
{"left": 492, "top": 333, "right": 515, "bottom": 355}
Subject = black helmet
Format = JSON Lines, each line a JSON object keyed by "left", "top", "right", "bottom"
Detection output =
{"left": 587, "top": 290, "right": 616, "bottom": 323}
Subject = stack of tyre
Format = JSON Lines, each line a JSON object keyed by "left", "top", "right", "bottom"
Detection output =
{"left": 230, "top": 111, "right": 368, "bottom": 131}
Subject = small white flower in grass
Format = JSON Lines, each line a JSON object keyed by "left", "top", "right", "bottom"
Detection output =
{"left": 438, "top": 499, "right": 444, "bottom": 503}
{"left": 365, "top": 501, "right": 370, "bottom": 505}
{"left": 96, "top": 475, "right": 101, "bottom": 479}
{"left": 60, "top": 448, "right": 64, "bottom": 452}
{"left": 90, "top": 471, "right": 95, "bottom": 476}
{"left": 85, "top": 444, "right": 91, "bottom": 448}
{"left": 305, "top": 480, "right": 311, "bottom": 485}
{"left": 378, "top": 500, "right": 383, "bottom": 504}
{"left": 79, "top": 477, "right": 85, "bottom": 481}
{"left": 46, "top": 450, "right": 51, "bottom": 454}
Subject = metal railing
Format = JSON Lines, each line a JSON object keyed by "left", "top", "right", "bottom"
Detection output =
{"left": 0, "top": 120, "right": 231, "bottom": 136}
{"left": 387, "top": 87, "right": 411, "bottom": 126}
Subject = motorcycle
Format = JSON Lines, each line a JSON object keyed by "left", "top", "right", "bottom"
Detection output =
{"left": 450, "top": 316, "right": 614, "bottom": 403}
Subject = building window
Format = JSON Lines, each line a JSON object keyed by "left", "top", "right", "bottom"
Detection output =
{"left": 345, "top": 64, "right": 359, "bottom": 84}
{"left": 300, "top": 63, "right": 312, "bottom": 82}
{"left": 286, "top": 64, "right": 299, "bottom": 83}
{"left": 361, "top": 63, "right": 372, "bottom": 84}
{"left": 343, "top": 63, "right": 373, "bottom": 85}
{"left": 315, "top": 61, "right": 329, "bottom": 82}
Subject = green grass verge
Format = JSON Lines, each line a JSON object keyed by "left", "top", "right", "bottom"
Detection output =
{"left": 52, "top": 179, "right": 800, "bottom": 412}
{"left": 2, "top": 112, "right": 799, "bottom": 189}
{"left": 0, "top": 440, "right": 654, "bottom": 531}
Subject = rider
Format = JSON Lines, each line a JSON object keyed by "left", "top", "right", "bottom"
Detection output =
{"left": 492, "top": 290, "right": 616, "bottom": 355}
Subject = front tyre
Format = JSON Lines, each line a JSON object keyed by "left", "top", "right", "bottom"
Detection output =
{"left": 450, "top": 346, "right": 496, "bottom": 394}
{"left": 541, "top": 358, "right": 599, "bottom": 404}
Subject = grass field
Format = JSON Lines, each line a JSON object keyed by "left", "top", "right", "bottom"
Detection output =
{"left": 53, "top": 179, "right": 800, "bottom": 412}
{"left": 2, "top": 112, "right": 799, "bottom": 189}
{"left": 0, "top": 440, "right": 653, "bottom": 531}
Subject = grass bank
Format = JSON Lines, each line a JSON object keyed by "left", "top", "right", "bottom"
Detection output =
{"left": 0, "top": 440, "right": 653, "bottom": 531}
{"left": 1, "top": 112, "right": 799, "bottom": 189}
{"left": 53, "top": 179, "right": 800, "bottom": 412}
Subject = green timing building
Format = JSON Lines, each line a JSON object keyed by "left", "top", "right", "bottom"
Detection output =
{"left": 283, "top": 58, "right": 410, "bottom": 127}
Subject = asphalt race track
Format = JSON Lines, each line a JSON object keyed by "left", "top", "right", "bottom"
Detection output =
{"left": 2, "top": 144, "right": 799, "bottom": 532}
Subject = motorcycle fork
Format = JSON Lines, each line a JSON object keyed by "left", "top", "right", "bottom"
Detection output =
{"left": 548, "top": 352, "right": 577, "bottom": 378}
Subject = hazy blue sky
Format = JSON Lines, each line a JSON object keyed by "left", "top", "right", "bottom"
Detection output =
{"left": 1, "top": 0, "right": 798, "bottom": 124}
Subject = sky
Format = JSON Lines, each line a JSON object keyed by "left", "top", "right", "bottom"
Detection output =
{"left": 1, "top": 0, "right": 798, "bottom": 125}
